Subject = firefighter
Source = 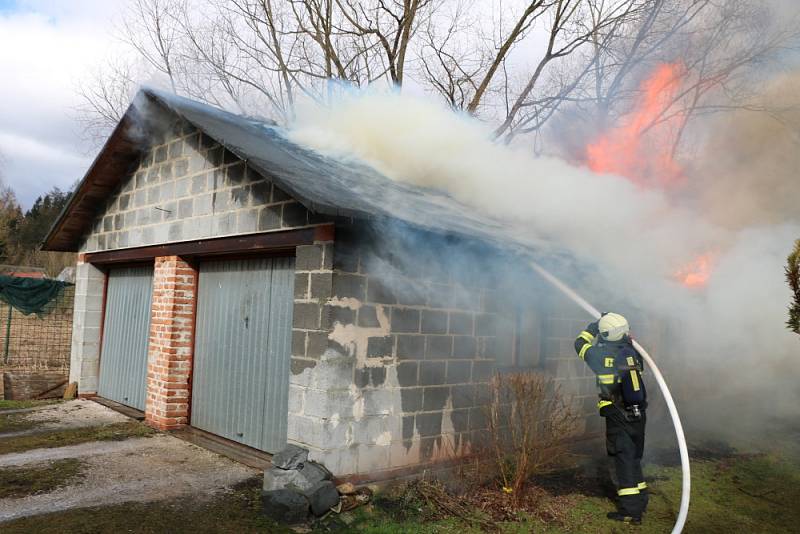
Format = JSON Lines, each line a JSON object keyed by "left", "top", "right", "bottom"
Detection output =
{"left": 574, "top": 312, "right": 648, "bottom": 524}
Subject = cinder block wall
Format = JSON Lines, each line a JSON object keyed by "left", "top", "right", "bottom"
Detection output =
{"left": 72, "top": 119, "right": 334, "bottom": 408}
{"left": 79, "top": 119, "right": 320, "bottom": 254}
{"left": 287, "top": 223, "right": 498, "bottom": 478}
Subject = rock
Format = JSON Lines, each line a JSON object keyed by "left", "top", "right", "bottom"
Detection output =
{"left": 263, "top": 467, "right": 303, "bottom": 492}
{"left": 262, "top": 489, "right": 309, "bottom": 524}
{"left": 336, "top": 482, "right": 356, "bottom": 495}
{"left": 272, "top": 444, "right": 309, "bottom": 470}
{"left": 263, "top": 461, "right": 332, "bottom": 493}
{"left": 298, "top": 461, "right": 332, "bottom": 485}
{"left": 305, "top": 480, "right": 340, "bottom": 516}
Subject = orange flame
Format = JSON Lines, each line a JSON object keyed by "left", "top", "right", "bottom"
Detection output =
{"left": 586, "top": 63, "right": 686, "bottom": 188}
{"left": 674, "top": 253, "right": 715, "bottom": 288}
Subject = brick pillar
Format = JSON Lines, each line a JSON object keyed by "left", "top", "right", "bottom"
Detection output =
{"left": 145, "top": 256, "right": 197, "bottom": 430}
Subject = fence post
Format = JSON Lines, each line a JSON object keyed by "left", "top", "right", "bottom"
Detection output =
{"left": 3, "top": 303, "right": 11, "bottom": 364}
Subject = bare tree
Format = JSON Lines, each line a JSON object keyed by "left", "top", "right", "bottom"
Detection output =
{"left": 76, "top": 0, "right": 799, "bottom": 160}
{"left": 121, "top": 0, "right": 183, "bottom": 93}
{"left": 76, "top": 58, "right": 142, "bottom": 146}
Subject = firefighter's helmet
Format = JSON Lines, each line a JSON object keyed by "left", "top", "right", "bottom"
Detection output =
{"left": 598, "top": 312, "right": 629, "bottom": 342}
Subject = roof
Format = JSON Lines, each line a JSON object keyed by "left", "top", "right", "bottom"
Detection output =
{"left": 43, "top": 88, "right": 523, "bottom": 253}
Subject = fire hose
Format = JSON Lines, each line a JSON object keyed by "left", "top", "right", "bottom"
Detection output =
{"left": 529, "top": 261, "right": 690, "bottom": 534}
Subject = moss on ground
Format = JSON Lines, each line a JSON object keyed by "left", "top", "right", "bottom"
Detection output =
{"left": 1, "top": 451, "right": 798, "bottom": 533}
{"left": 0, "top": 400, "right": 61, "bottom": 411}
{"left": 0, "top": 421, "right": 155, "bottom": 455}
{"left": 0, "top": 458, "right": 85, "bottom": 499}
{"left": 0, "top": 413, "right": 41, "bottom": 433}
{"left": 2, "top": 477, "right": 292, "bottom": 534}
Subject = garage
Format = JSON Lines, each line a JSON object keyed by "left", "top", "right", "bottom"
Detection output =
{"left": 190, "top": 256, "right": 296, "bottom": 452}
{"left": 97, "top": 265, "right": 154, "bottom": 410}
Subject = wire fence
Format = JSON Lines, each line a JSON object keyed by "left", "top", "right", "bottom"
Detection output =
{"left": 0, "top": 285, "right": 74, "bottom": 372}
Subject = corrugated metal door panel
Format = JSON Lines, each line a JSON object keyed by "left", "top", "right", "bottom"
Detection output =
{"left": 191, "top": 256, "right": 295, "bottom": 452}
{"left": 97, "top": 265, "right": 154, "bottom": 410}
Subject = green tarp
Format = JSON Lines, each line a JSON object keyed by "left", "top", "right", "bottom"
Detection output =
{"left": 0, "top": 275, "right": 72, "bottom": 316}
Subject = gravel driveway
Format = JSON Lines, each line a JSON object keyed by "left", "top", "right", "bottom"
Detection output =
{"left": 0, "top": 400, "right": 259, "bottom": 522}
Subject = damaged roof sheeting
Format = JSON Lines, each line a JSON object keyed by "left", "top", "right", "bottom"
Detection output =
{"left": 43, "top": 88, "right": 521, "bottom": 253}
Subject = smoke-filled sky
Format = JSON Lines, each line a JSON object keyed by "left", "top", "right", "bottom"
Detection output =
{"left": 0, "top": 0, "right": 126, "bottom": 207}
{"left": 286, "top": 86, "right": 800, "bottom": 438}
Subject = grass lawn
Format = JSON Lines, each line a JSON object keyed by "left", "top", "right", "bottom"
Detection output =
{"left": 1, "top": 449, "right": 798, "bottom": 533}
{"left": 0, "top": 400, "right": 62, "bottom": 412}
{"left": 0, "top": 421, "right": 155, "bottom": 455}
{"left": 0, "top": 458, "right": 85, "bottom": 499}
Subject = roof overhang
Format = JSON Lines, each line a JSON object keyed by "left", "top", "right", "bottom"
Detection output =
{"left": 42, "top": 102, "right": 149, "bottom": 252}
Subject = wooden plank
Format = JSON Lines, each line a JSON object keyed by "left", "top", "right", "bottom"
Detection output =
{"left": 83, "top": 227, "right": 325, "bottom": 265}
{"left": 170, "top": 427, "right": 273, "bottom": 470}
{"left": 91, "top": 397, "right": 146, "bottom": 421}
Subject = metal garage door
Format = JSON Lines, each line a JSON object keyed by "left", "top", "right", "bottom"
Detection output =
{"left": 97, "top": 265, "right": 154, "bottom": 410}
{"left": 191, "top": 256, "right": 295, "bottom": 452}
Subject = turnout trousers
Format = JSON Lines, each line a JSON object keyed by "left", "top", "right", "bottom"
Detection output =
{"left": 604, "top": 408, "right": 648, "bottom": 517}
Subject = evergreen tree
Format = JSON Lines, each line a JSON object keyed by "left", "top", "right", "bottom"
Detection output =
{"left": 788, "top": 240, "right": 800, "bottom": 336}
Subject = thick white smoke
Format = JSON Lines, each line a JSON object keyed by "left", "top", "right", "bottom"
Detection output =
{"left": 288, "top": 89, "right": 799, "bottom": 441}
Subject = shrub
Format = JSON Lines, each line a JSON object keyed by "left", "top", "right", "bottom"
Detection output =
{"left": 485, "top": 371, "right": 578, "bottom": 497}
{"left": 787, "top": 239, "right": 800, "bottom": 335}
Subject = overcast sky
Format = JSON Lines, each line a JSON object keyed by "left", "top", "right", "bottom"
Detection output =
{"left": 0, "top": 0, "right": 127, "bottom": 208}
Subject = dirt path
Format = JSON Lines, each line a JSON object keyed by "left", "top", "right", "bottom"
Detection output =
{"left": 0, "top": 402, "right": 260, "bottom": 522}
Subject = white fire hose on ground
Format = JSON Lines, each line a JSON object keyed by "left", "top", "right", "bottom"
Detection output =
{"left": 529, "top": 261, "right": 690, "bottom": 534}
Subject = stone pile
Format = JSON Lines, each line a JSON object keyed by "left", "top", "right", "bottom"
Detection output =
{"left": 261, "top": 444, "right": 340, "bottom": 523}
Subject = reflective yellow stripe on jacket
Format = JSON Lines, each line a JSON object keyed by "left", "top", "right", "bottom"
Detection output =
{"left": 618, "top": 487, "right": 640, "bottom": 496}
{"left": 597, "top": 400, "right": 613, "bottom": 410}
{"left": 597, "top": 374, "right": 615, "bottom": 385}
{"left": 578, "top": 343, "right": 592, "bottom": 360}
{"left": 578, "top": 330, "right": 595, "bottom": 344}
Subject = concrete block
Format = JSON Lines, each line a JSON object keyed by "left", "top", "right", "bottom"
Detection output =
{"left": 306, "top": 331, "right": 328, "bottom": 359}
{"left": 415, "top": 412, "right": 443, "bottom": 437}
{"left": 452, "top": 336, "right": 477, "bottom": 358}
{"left": 421, "top": 310, "right": 448, "bottom": 334}
{"left": 366, "top": 336, "right": 393, "bottom": 358}
{"left": 231, "top": 185, "right": 249, "bottom": 209}
{"left": 446, "top": 360, "right": 471, "bottom": 385}
{"left": 396, "top": 361, "right": 418, "bottom": 387}
{"left": 419, "top": 361, "right": 446, "bottom": 386}
{"left": 311, "top": 355, "right": 355, "bottom": 391}
{"left": 362, "top": 389, "right": 394, "bottom": 416}
{"left": 288, "top": 385, "right": 305, "bottom": 415}
{"left": 397, "top": 335, "right": 425, "bottom": 360}
{"left": 449, "top": 312, "right": 474, "bottom": 335}
{"left": 236, "top": 208, "right": 258, "bottom": 233}
{"left": 351, "top": 415, "right": 388, "bottom": 444}
{"left": 293, "top": 302, "right": 321, "bottom": 329}
{"left": 192, "top": 193, "right": 212, "bottom": 216}
{"left": 400, "top": 387, "right": 423, "bottom": 413}
{"left": 282, "top": 202, "right": 308, "bottom": 227}
{"left": 425, "top": 336, "right": 453, "bottom": 359}
{"left": 325, "top": 304, "right": 355, "bottom": 327}
{"left": 356, "top": 443, "right": 390, "bottom": 473}
{"left": 258, "top": 205, "right": 282, "bottom": 231}
{"left": 422, "top": 386, "right": 449, "bottom": 411}
{"left": 391, "top": 308, "right": 420, "bottom": 333}
{"left": 366, "top": 279, "right": 396, "bottom": 305}
{"left": 304, "top": 389, "right": 352, "bottom": 420}
{"left": 333, "top": 274, "right": 366, "bottom": 300}
{"left": 310, "top": 273, "right": 333, "bottom": 300}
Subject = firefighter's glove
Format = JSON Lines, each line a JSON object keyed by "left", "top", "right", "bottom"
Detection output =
{"left": 598, "top": 403, "right": 616, "bottom": 418}
{"left": 586, "top": 321, "right": 600, "bottom": 337}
